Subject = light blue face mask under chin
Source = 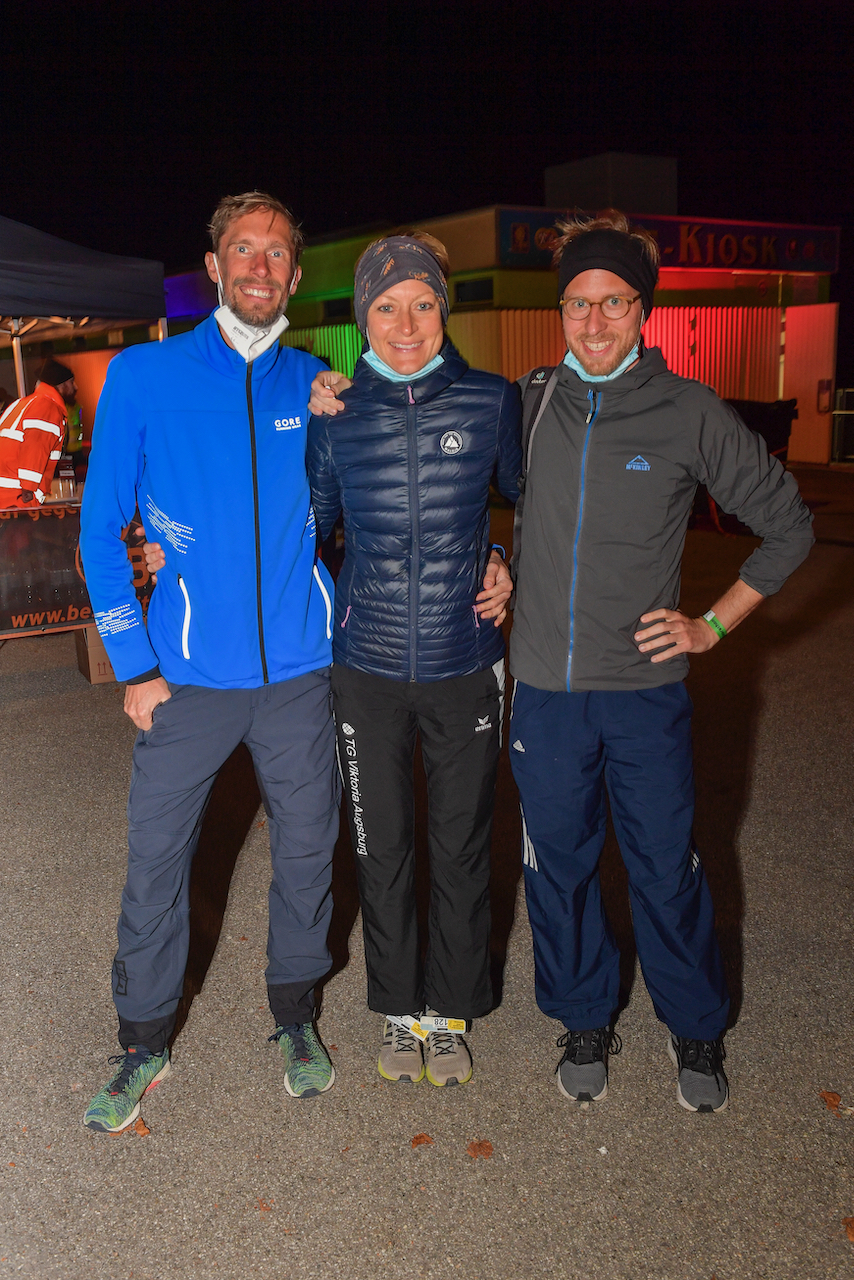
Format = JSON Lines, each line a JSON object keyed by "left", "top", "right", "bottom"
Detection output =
{"left": 563, "top": 342, "right": 640, "bottom": 384}
{"left": 362, "top": 346, "right": 445, "bottom": 383}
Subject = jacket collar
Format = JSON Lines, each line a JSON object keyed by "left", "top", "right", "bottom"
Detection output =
{"left": 351, "top": 337, "right": 469, "bottom": 405}
{"left": 192, "top": 310, "right": 283, "bottom": 375}
{"left": 35, "top": 381, "right": 67, "bottom": 412}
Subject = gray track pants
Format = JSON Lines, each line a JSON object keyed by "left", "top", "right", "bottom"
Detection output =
{"left": 113, "top": 670, "right": 339, "bottom": 1051}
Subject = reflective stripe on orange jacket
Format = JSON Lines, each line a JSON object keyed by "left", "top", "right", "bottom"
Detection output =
{"left": 0, "top": 382, "right": 67, "bottom": 507}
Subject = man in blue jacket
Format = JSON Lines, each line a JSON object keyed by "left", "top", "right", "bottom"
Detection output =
{"left": 80, "top": 193, "right": 340, "bottom": 1132}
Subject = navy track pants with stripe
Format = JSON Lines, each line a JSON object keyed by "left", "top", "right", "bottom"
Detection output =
{"left": 509, "top": 680, "right": 729, "bottom": 1041}
{"left": 114, "top": 671, "right": 339, "bottom": 1051}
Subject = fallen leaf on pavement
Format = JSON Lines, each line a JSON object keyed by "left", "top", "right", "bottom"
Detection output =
{"left": 819, "top": 1091, "right": 854, "bottom": 1118}
{"left": 411, "top": 1133, "right": 433, "bottom": 1148}
{"left": 132, "top": 1118, "right": 150, "bottom": 1137}
{"left": 257, "top": 1199, "right": 273, "bottom": 1213}
{"left": 467, "top": 1140, "right": 493, "bottom": 1160}
{"left": 842, "top": 1218, "right": 854, "bottom": 1242}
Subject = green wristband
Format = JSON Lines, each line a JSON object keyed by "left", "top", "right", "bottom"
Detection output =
{"left": 702, "top": 610, "right": 727, "bottom": 640}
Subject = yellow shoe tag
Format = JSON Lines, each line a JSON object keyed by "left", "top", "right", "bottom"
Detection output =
{"left": 387, "top": 1014, "right": 428, "bottom": 1041}
{"left": 420, "top": 1015, "right": 468, "bottom": 1034}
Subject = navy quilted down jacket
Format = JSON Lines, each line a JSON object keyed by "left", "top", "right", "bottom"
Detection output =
{"left": 307, "top": 340, "right": 521, "bottom": 682}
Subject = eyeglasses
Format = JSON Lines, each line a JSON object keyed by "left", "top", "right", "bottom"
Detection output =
{"left": 559, "top": 294, "right": 641, "bottom": 321}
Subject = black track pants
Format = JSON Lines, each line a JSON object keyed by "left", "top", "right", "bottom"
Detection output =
{"left": 332, "top": 663, "right": 503, "bottom": 1019}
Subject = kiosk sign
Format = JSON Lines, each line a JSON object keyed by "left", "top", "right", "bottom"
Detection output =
{"left": 498, "top": 208, "right": 840, "bottom": 275}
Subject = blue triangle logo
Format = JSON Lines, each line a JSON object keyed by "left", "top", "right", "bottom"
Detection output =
{"left": 626, "top": 455, "right": 651, "bottom": 471}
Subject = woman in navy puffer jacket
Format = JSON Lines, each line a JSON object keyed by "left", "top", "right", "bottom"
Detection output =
{"left": 308, "top": 232, "right": 520, "bottom": 1088}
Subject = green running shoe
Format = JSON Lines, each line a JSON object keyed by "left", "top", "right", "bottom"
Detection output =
{"left": 270, "top": 1023, "right": 335, "bottom": 1098}
{"left": 83, "top": 1045, "right": 171, "bottom": 1132}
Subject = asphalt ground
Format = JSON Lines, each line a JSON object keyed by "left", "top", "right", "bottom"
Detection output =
{"left": 0, "top": 463, "right": 852, "bottom": 1279}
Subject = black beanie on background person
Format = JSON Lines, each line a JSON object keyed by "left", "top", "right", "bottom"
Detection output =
{"left": 557, "top": 229, "right": 659, "bottom": 319}
{"left": 38, "top": 358, "right": 74, "bottom": 387}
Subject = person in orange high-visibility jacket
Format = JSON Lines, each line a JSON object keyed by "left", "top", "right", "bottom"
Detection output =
{"left": 0, "top": 359, "right": 77, "bottom": 508}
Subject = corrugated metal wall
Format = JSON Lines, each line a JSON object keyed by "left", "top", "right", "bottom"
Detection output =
{"left": 643, "top": 307, "right": 781, "bottom": 400}
{"left": 281, "top": 323, "right": 363, "bottom": 376}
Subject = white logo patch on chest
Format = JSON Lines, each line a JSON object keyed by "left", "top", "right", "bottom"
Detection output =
{"left": 440, "top": 430, "right": 463, "bottom": 455}
{"left": 275, "top": 416, "right": 303, "bottom": 431}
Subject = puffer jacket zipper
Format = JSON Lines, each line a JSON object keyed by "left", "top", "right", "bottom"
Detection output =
{"left": 566, "top": 388, "right": 601, "bottom": 690}
{"left": 406, "top": 383, "right": 419, "bottom": 681}
{"left": 245, "top": 361, "right": 269, "bottom": 683}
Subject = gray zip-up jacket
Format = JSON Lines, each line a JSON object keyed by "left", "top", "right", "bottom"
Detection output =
{"left": 510, "top": 347, "right": 814, "bottom": 693}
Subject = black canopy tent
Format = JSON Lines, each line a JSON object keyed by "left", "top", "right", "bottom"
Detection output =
{"left": 0, "top": 214, "right": 165, "bottom": 395}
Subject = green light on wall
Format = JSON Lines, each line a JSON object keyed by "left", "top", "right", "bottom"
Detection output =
{"left": 281, "top": 323, "right": 363, "bottom": 377}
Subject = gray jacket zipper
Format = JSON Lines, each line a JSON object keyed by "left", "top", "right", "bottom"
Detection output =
{"left": 566, "top": 388, "right": 602, "bottom": 690}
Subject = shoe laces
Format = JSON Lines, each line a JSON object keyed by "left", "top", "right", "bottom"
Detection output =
{"left": 674, "top": 1036, "right": 725, "bottom": 1075}
{"left": 556, "top": 1027, "right": 622, "bottom": 1068}
{"left": 269, "top": 1023, "right": 313, "bottom": 1060}
{"left": 106, "top": 1047, "right": 155, "bottom": 1094}
{"left": 390, "top": 1023, "right": 421, "bottom": 1054}
{"left": 427, "top": 1028, "right": 462, "bottom": 1057}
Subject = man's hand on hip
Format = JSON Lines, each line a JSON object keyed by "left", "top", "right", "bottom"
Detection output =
{"left": 635, "top": 609, "right": 717, "bottom": 662}
{"left": 124, "top": 677, "right": 172, "bottom": 730}
{"left": 636, "top": 579, "right": 765, "bottom": 662}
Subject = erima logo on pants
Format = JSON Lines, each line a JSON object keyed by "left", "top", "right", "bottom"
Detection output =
{"left": 475, "top": 715, "right": 492, "bottom": 733}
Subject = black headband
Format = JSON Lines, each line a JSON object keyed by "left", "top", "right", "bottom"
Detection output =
{"left": 557, "top": 229, "right": 658, "bottom": 319}
{"left": 354, "top": 236, "right": 449, "bottom": 334}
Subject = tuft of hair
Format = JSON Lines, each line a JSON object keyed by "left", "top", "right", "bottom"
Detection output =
{"left": 208, "top": 191, "right": 305, "bottom": 261}
{"left": 552, "top": 208, "right": 660, "bottom": 271}
{"left": 358, "top": 228, "right": 451, "bottom": 277}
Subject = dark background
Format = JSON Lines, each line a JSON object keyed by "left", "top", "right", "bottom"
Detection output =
{"left": 2, "top": 1, "right": 853, "bottom": 379}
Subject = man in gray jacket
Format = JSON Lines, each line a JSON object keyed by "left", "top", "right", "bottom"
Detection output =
{"left": 509, "top": 210, "right": 814, "bottom": 1113}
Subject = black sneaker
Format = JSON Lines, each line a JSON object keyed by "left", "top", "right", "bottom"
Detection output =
{"left": 668, "top": 1035, "right": 729, "bottom": 1113}
{"left": 555, "top": 1027, "right": 621, "bottom": 1102}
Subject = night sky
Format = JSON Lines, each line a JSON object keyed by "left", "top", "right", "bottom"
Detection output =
{"left": 3, "top": 2, "right": 854, "bottom": 376}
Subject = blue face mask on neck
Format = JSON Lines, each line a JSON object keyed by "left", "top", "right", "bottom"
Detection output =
{"left": 362, "top": 347, "right": 445, "bottom": 383}
{"left": 563, "top": 342, "right": 640, "bottom": 384}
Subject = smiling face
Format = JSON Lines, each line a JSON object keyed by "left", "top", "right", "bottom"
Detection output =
{"left": 365, "top": 278, "right": 445, "bottom": 375}
{"left": 205, "top": 208, "right": 301, "bottom": 329}
{"left": 560, "top": 268, "right": 644, "bottom": 376}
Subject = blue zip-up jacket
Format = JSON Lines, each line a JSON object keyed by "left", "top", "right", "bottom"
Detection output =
{"left": 307, "top": 340, "right": 521, "bottom": 682}
{"left": 80, "top": 314, "right": 334, "bottom": 687}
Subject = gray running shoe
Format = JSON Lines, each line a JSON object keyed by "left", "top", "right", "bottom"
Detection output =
{"left": 556, "top": 1027, "right": 621, "bottom": 1102}
{"left": 425, "top": 1027, "right": 472, "bottom": 1087}
{"left": 378, "top": 1019, "right": 425, "bottom": 1083}
{"left": 668, "top": 1035, "right": 729, "bottom": 1113}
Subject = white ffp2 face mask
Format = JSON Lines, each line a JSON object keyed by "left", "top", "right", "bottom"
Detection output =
{"left": 212, "top": 253, "right": 293, "bottom": 363}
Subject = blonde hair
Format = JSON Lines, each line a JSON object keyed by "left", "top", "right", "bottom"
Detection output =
{"left": 552, "top": 208, "right": 660, "bottom": 271}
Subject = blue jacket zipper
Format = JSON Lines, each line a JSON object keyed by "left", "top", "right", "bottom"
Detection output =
{"left": 406, "top": 383, "right": 419, "bottom": 681}
{"left": 566, "top": 388, "right": 601, "bottom": 690}
{"left": 245, "top": 360, "right": 269, "bottom": 684}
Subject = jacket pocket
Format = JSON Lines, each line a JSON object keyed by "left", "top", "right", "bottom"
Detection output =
{"left": 313, "top": 564, "right": 333, "bottom": 639}
{"left": 177, "top": 574, "right": 191, "bottom": 659}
